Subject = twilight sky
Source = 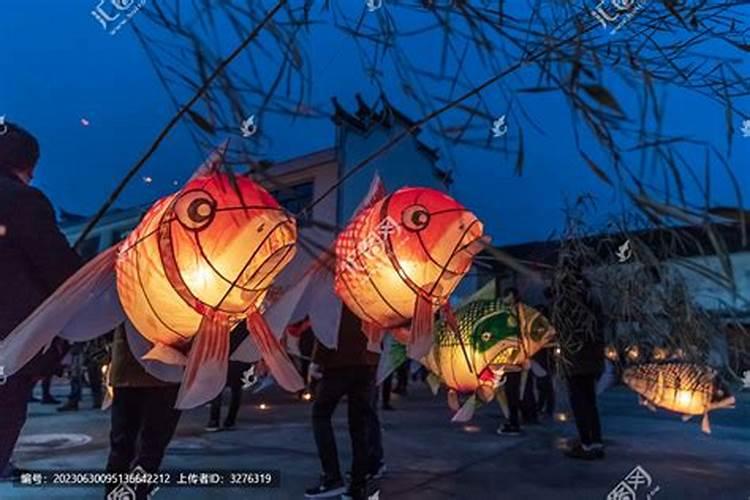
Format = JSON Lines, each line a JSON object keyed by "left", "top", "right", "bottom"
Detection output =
{"left": 1, "top": 0, "right": 748, "bottom": 246}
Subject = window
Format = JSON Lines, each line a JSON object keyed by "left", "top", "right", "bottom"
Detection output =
{"left": 271, "top": 181, "right": 314, "bottom": 227}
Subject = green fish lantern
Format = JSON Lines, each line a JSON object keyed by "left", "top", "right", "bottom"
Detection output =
{"left": 422, "top": 299, "right": 555, "bottom": 420}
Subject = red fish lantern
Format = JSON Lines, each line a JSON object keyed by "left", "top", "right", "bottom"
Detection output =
{"left": 0, "top": 146, "right": 304, "bottom": 409}
{"left": 334, "top": 187, "right": 487, "bottom": 357}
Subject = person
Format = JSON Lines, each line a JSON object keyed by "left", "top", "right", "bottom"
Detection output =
{"left": 381, "top": 373, "right": 395, "bottom": 410}
{"left": 392, "top": 359, "right": 410, "bottom": 396}
{"left": 497, "top": 287, "right": 526, "bottom": 435}
{"left": 305, "top": 305, "right": 381, "bottom": 500}
{"left": 57, "top": 340, "right": 104, "bottom": 411}
{"left": 105, "top": 325, "right": 182, "bottom": 498}
{"left": 555, "top": 266, "right": 605, "bottom": 460}
{"left": 0, "top": 122, "right": 81, "bottom": 479}
{"left": 533, "top": 345, "right": 556, "bottom": 419}
{"left": 206, "top": 324, "right": 253, "bottom": 432}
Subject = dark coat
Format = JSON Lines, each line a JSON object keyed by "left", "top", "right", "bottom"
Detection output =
{"left": 312, "top": 305, "right": 380, "bottom": 370}
{"left": 0, "top": 172, "right": 81, "bottom": 376}
{"left": 555, "top": 278, "right": 606, "bottom": 377}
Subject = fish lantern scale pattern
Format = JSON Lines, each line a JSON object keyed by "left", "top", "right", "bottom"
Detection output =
{"left": 334, "top": 187, "right": 486, "bottom": 354}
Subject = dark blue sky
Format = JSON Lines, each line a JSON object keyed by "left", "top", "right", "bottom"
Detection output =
{"left": 1, "top": 1, "right": 748, "bottom": 245}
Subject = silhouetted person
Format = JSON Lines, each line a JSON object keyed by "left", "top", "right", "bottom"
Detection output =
{"left": 497, "top": 287, "right": 525, "bottom": 435}
{"left": 0, "top": 122, "right": 80, "bottom": 479}
{"left": 57, "top": 341, "right": 104, "bottom": 411}
{"left": 105, "top": 326, "right": 182, "bottom": 499}
{"left": 305, "top": 305, "right": 380, "bottom": 500}
{"left": 556, "top": 267, "right": 605, "bottom": 460}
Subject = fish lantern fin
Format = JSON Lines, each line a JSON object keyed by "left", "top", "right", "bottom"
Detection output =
{"left": 175, "top": 312, "right": 230, "bottom": 409}
{"left": 188, "top": 140, "right": 229, "bottom": 182}
{"left": 451, "top": 395, "right": 477, "bottom": 423}
{"left": 362, "top": 322, "right": 384, "bottom": 345}
{"left": 426, "top": 373, "right": 441, "bottom": 395}
{"left": 0, "top": 245, "right": 123, "bottom": 377}
{"left": 407, "top": 295, "right": 435, "bottom": 360}
{"left": 246, "top": 311, "right": 305, "bottom": 393}
{"left": 701, "top": 413, "right": 712, "bottom": 434}
{"left": 447, "top": 389, "right": 460, "bottom": 411}
{"left": 681, "top": 414, "right": 693, "bottom": 422}
{"left": 646, "top": 402, "right": 658, "bottom": 412}
{"left": 143, "top": 342, "right": 188, "bottom": 366}
{"left": 477, "top": 384, "right": 495, "bottom": 403}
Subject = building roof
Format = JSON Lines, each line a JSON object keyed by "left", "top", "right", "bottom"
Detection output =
{"left": 482, "top": 221, "right": 750, "bottom": 271}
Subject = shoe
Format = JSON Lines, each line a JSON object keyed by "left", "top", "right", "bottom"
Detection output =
{"left": 382, "top": 403, "right": 395, "bottom": 411}
{"left": 345, "top": 463, "right": 387, "bottom": 483}
{"left": 41, "top": 396, "right": 60, "bottom": 405}
{"left": 205, "top": 421, "right": 221, "bottom": 432}
{"left": 564, "top": 443, "right": 600, "bottom": 460}
{"left": 341, "top": 480, "right": 380, "bottom": 500}
{"left": 304, "top": 476, "right": 345, "bottom": 498}
{"left": 223, "top": 420, "right": 236, "bottom": 430}
{"left": 497, "top": 423, "right": 522, "bottom": 436}
{"left": 56, "top": 401, "right": 78, "bottom": 412}
{"left": 589, "top": 442, "right": 605, "bottom": 459}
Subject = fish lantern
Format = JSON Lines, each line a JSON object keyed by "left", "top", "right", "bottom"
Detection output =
{"left": 623, "top": 362, "right": 735, "bottom": 434}
{"left": 604, "top": 345, "right": 619, "bottom": 362}
{"left": 334, "top": 187, "right": 487, "bottom": 358}
{"left": 0, "top": 146, "right": 304, "bottom": 409}
{"left": 423, "top": 299, "right": 555, "bottom": 419}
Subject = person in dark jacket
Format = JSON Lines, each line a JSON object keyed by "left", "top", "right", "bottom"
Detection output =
{"left": 554, "top": 267, "right": 605, "bottom": 460}
{"left": 305, "top": 305, "right": 381, "bottom": 500}
{"left": 105, "top": 325, "right": 182, "bottom": 499}
{"left": 0, "top": 122, "right": 81, "bottom": 479}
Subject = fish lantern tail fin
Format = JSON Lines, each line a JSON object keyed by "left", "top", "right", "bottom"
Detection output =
{"left": 447, "top": 389, "right": 460, "bottom": 412}
{"left": 451, "top": 394, "right": 477, "bottom": 423}
{"left": 408, "top": 295, "right": 434, "bottom": 359}
{"left": 247, "top": 311, "right": 305, "bottom": 393}
{"left": 426, "top": 373, "right": 441, "bottom": 395}
{"left": 175, "top": 312, "right": 230, "bottom": 409}
{"left": 701, "top": 413, "right": 712, "bottom": 434}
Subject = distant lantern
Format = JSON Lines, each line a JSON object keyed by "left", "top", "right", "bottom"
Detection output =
{"left": 652, "top": 347, "right": 669, "bottom": 361}
{"left": 423, "top": 299, "right": 555, "bottom": 418}
{"left": 604, "top": 345, "right": 619, "bottom": 361}
{"left": 115, "top": 149, "right": 302, "bottom": 408}
{"left": 626, "top": 344, "right": 640, "bottom": 362}
{"left": 623, "top": 362, "right": 735, "bottom": 434}
{"left": 334, "top": 187, "right": 487, "bottom": 358}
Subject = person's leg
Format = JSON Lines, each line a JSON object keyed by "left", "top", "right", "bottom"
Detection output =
{"left": 135, "top": 386, "right": 182, "bottom": 472}
{"left": 0, "top": 376, "right": 33, "bottom": 476}
{"left": 567, "top": 375, "right": 592, "bottom": 446}
{"left": 394, "top": 361, "right": 409, "bottom": 394}
{"left": 59, "top": 352, "right": 82, "bottom": 411}
{"left": 87, "top": 362, "right": 103, "bottom": 408}
{"left": 346, "top": 366, "right": 376, "bottom": 491}
{"left": 106, "top": 387, "right": 143, "bottom": 474}
{"left": 505, "top": 371, "right": 521, "bottom": 428}
{"left": 585, "top": 374, "right": 603, "bottom": 445}
{"left": 367, "top": 374, "right": 384, "bottom": 474}
{"left": 225, "top": 381, "right": 242, "bottom": 427}
{"left": 311, "top": 370, "right": 347, "bottom": 483}
{"left": 521, "top": 372, "right": 538, "bottom": 423}
{"left": 207, "top": 392, "right": 222, "bottom": 428}
{"left": 381, "top": 373, "right": 393, "bottom": 409}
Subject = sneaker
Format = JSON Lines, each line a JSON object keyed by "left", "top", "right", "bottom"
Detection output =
{"left": 305, "top": 477, "right": 346, "bottom": 498}
{"left": 205, "top": 421, "right": 221, "bottom": 432}
{"left": 345, "top": 463, "right": 387, "bottom": 483}
{"left": 223, "top": 420, "right": 236, "bottom": 430}
{"left": 341, "top": 481, "right": 380, "bottom": 500}
{"left": 496, "top": 423, "right": 522, "bottom": 436}
{"left": 589, "top": 442, "right": 605, "bottom": 459}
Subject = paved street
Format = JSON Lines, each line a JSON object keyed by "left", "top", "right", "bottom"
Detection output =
{"left": 1, "top": 380, "right": 748, "bottom": 500}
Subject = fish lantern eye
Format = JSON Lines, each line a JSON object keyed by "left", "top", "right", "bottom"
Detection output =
{"left": 481, "top": 331, "right": 492, "bottom": 342}
{"left": 402, "top": 204, "right": 431, "bottom": 232}
{"left": 174, "top": 189, "right": 217, "bottom": 231}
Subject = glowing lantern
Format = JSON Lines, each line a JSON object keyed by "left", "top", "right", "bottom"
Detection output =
{"left": 0, "top": 147, "right": 304, "bottom": 410}
{"left": 625, "top": 345, "right": 640, "bottom": 362}
{"left": 115, "top": 158, "right": 302, "bottom": 408}
{"left": 334, "top": 187, "right": 487, "bottom": 357}
{"left": 623, "top": 362, "right": 735, "bottom": 434}
{"left": 604, "top": 345, "right": 619, "bottom": 361}
{"left": 422, "top": 299, "right": 555, "bottom": 419}
{"left": 651, "top": 347, "right": 669, "bottom": 361}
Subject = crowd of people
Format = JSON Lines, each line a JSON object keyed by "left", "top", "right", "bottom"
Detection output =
{"left": 0, "top": 121, "right": 607, "bottom": 500}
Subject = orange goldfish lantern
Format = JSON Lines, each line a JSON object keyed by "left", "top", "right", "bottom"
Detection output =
{"left": 334, "top": 187, "right": 487, "bottom": 358}
{"left": 0, "top": 145, "right": 303, "bottom": 409}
